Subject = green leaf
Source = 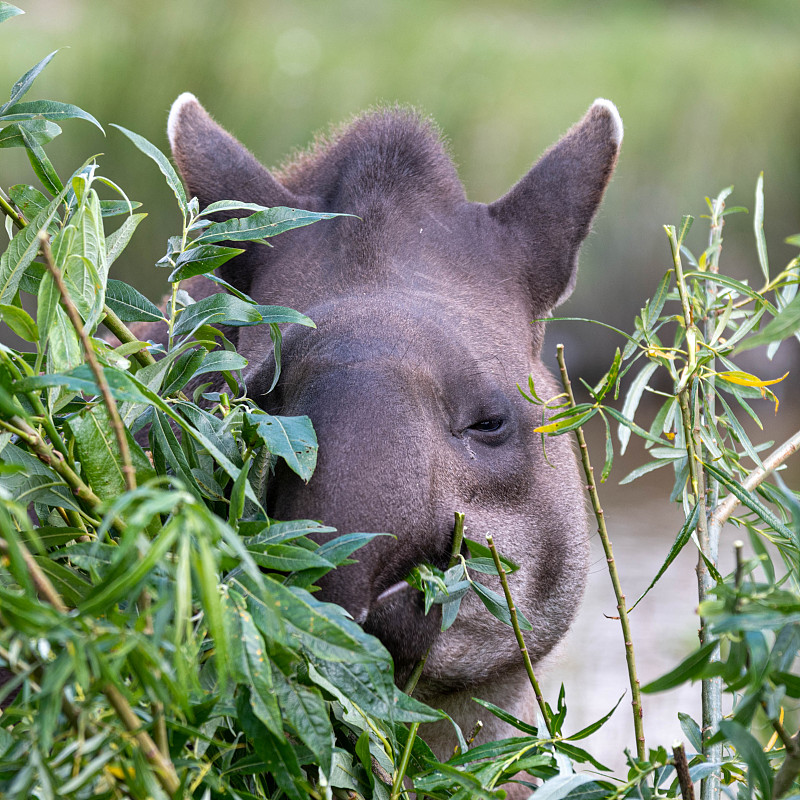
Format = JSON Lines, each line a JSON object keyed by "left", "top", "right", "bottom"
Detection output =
{"left": 226, "top": 589, "right": 281, "bottom": 735}
{"left": 192, "top": 349, "right": 248, "bottom": 378}
{"left": 21, "top": 123, "right": 63, "bottom": 194}
{"left": 471, "top": 580, "right": 532, "bottom": 629}
{"left": 162, "top": 347, "right": 206, "bottom": 395}
{"left": 0, "top": 442, "right": 80, "bottom": 510}
{"left": 464, "top": 537, "right": 519, "bottom": 572}
{"left": 99, "top": 199, "right": 142, "bottom": 217}
{"left": 8, "top": 183, "right": 48, "bottom": 220}
{"left": 104, "top": 278, "right": 164, "bottom": 323}
{"left": 0, "top": 303, "right": 37, "bottom": 341}
{"left": 0, "top": 182, "right": 68, "bottom": 303}
{"left": 241, "top": 519, "right": 336, "bottom": 546}
{"left": 535, "top": 407, "right": 596, "bottom": 435}
{"left": 172, "top": 293, "right": 263, "bottom": 336}
{"left": 0, "top": 119, "right": 61, "bottom": 149}
{"left": 641, "top": 641, "right": 717, "bottom": 693}
{"left": 66, "top": 405, "right": 155, "bottom": 500}
{"left": 619, "top": 361, "right": 658, "bottom": 455}
{"left": 0, "top": 4, "right": 24, "bottom": 24}
{"left": 719, "top": 720, "right": 772, "bottom": 800}
{"left": 273, "top": 669, "right": 334, "bottom": 776}
{"left": 530, "top": 774, "right": 603, "bottom": 800}
{"left": 255, "top": 304, "right": 316, "bottom": 327}
{"left": 32, "top": 557, "right": 92, "bottom": 606}
{"left": 619, "top": 456, "right": 674, "bottom": 485}
{"left": 246, "top": 412, "right": 318, "bottom": 481}
{"left": 168, "top": 243, "right": 244, "bottom": 282}
{"left": 15, "top": 363, "right": 150, "bottom": 404}
{"left": 105, "top": 212, "right": 146, "bottom": 267}
{"left": 703, "top": 461, "right": 796, "bottom": 543}
{"left": 628, "top": 503, "right": 699, "bottom": 611}
{"left": 678, "top": 712, "right": 703, "bottom": 753}
{"left": 2, "top": 51, "right": 58, "bottom": 112}
{"left": 260, "top": 578, "right": 384, "bottom": 664}
{"left": 754, "top": 173, "right": 769, "bottom": 281}
{"left": 735, "top": 292, "right": 800, "bottom": 353}
{"left": 684, "top": 272, "right": 777, "bottom": 316}
{"left": 195, "top": 206, "right": 344, "bottom": 243}
{"left": 471, "top": 698, "right": 539, "bottom": 736}
{"left": 149, "top": 409, "right": 203, "bottom": 500}
{"left": 646, "top": 269, "right": 672, "bottom": 331}
{"left": 111, "top": 123, "right": 187, "bottom": 211}
{"left": 227, "top": 454, "right": 250, "bottom": 530}
{"left": 0, "top": 99, "right": 103, "bottom": 132}
{"left": 566, "top": 693, "right": 624, "bottom": 740}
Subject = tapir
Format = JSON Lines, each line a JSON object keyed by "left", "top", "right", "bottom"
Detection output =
{"left": 168, "top": 94, "right": 622, "bottom": 775}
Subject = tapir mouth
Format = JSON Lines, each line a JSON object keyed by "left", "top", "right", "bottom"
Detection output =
{"left": 362, "top": 548, "right": 451, "bottom": 682}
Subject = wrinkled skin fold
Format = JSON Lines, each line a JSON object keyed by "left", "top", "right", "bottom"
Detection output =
{"left": 168, "top": 94, "right": 622, "bottom": 785}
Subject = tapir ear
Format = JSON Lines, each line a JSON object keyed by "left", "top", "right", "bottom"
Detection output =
{"left": 167, "top": 92, "right": 297, "bottom": 209}
{"left": 489, "top": 99, "right": 622, "bottom": 311}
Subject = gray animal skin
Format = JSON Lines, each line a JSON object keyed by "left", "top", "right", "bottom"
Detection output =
{"left": 168, "top": 95, "right": 622, "bottom": 790}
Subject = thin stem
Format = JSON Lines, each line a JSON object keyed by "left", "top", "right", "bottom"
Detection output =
{"left": 402, "top": 649, "right": 428, "bottom": 696}
{"left": 39, "top": 233, "right": 136, "bottom": 493}
{"left": 672, "top": 741, "right": 696, "bottom": 800}
{"left": 708, "top": 429, "right": 800, "bottom": 535}
{"left": 390, "top": 722, "right": 419, "bottom": 800}
{"left": 103, "top": 683, "right": 181, "bottom": 796}
{"left": 0, "top": 536, "right": 68, "bottom": 613}
{"left": 773, "top": 730, "right": 800, "bottom": 799}
{"left": 486, "top": 533, "right": 552, "bottom": 738}
{"left": 0, "top": 188, "right": 26, "bottom": 229}
{"left": 5, "top": 414, "right": 103, "bottom": 508}
{"left": 556, "top": 344, "right": 645, "bottom": 759}
{"left": 102, "top": 303, "right": 157, "bottom": 367}
{"left": 450, "top": 511, "right": 465, "bottom": 567}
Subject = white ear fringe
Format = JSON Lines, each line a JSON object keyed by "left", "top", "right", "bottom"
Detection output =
{"left": 591, "top": 98, "right": 623, "bottom": 146}
{"left": 167, "top": 92, "right": 199, "bottom": 149}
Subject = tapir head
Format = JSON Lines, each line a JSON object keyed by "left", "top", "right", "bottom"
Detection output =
{"left": 168, "top": 97, "right": 622, "bottom": 690}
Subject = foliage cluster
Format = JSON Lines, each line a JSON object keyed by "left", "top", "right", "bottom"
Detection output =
{"left": 1, "top": 5, "right": 799, "bottom": 800}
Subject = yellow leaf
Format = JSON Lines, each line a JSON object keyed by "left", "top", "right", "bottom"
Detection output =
{"left": 716, "top": 370, "right": 789, "bottom": 388}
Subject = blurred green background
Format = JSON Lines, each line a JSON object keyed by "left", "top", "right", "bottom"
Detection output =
{"left": 3, "top": 0, "right": 800, "bottom": 375}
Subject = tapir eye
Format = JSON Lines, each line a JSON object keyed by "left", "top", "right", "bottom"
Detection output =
{"left": 469, "top": 418, "right": 504, "bottom": 433}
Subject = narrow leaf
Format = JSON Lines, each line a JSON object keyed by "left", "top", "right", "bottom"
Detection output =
{"left": 641, "top": 641, "right": 717, "bottom": 693}
{"left": 3, "top": 51, "right": 58, "bottom": 111}
{"left": 754, "top": 172, "right": 769, "bottom": 281}
{"left": 1, "top": 99, "right": 103, "bottom": 132}
{"left": 628, "top": 503, "right": 699, "bottom": 611}
{"left": 0, "top": 119, "right": 60, "bottom": 149}
{"left": 619, "top": 361, "right": 658, "bottom": 455}
{"left": 195, "top": 206, "right": 345, "bottom": 243}
{"left": 0, "top": 4, "right": 24, "bottom": 24}
{"left": 111, "top": 124, "right": 187, "bottom": 210}
{"left": 104, "top": 278, "right": 164, "bottom": 323}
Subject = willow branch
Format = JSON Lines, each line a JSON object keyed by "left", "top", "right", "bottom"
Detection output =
{"left": 773, "top": 730, "right": 800, "bottom": 799}
{"left": 103, "top": 683, "right": 181, "bottom": 795}
{"left": 486, "top": 533, "right": 552, "bottom": 738}
{"left": 672, "top": 741, "right": 696, "bottom": 800}
{"left": 708, "top": 429, "right": 800, "bottom": 536}
{"left": 0, "top": 537, "right": 68, "bottom": 613}
{"left": 102, "top": 303, "right": 157, "bottom": 367}
{"left": 0, "top": 188, "right": 26, "bottom": 229}
{"left": 39, "top": 233, "right": 136, "bottom": 492}
{"left": 556, "top": 344, "right": 645, "bottom": 759}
